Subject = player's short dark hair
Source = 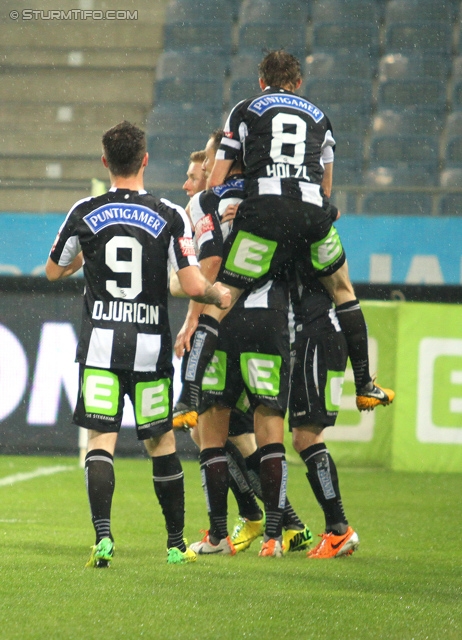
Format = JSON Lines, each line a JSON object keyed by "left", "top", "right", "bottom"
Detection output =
{"left": 210, "top": 129, "right": 225, "bottom": 153}
{"left": 190, "top": 150, "right": 206, "bottom": 163}
{"left": 102, "top": 121, "right": 146, "bottom": 177}
{"left": 258, "top": 50, "right": 302, "bottom": 90}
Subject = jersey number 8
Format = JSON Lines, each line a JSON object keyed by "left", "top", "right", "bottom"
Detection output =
{"left": 270, "top": 113, "right": 307, "bottom": 165}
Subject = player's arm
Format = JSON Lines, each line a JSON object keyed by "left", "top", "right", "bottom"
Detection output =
{"left": 207, "top": 158, "right": 234, "bottom": 188}
{"left": 169, "top": 267, "right": 186, "bottom": 297}
{"left": 45, "top": 253, "right": 83, "bottom": 281}
{"left": 322, "top": 162, "right": 333, "bottom": 199}
{"left": 176, "top": 265, "right": 230, "bottom": 308}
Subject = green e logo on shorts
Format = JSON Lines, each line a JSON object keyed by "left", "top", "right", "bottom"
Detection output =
{"left": 83, "top": 369, "right": 119, "bottom": 416}
{"left": 311, "top": 226, "right": 343, "bottom": 272}
{"left": 202, "top": 350, "right": 227, "bottom": 391}
{"left": 225, "top": 231, "right": 277, "bottom": 279}
{"left": 325, "top": 370, "right": 345, "bottom": 412}
{"left": 240, "top": 352, "right": 282, "bottom": 397}
{"left": 135, "top": 379, "right": 170, "bottom": 425}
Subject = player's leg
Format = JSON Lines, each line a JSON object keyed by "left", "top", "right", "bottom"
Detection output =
{"left": 253, "top": 406, "right": 287, "bottom": 557}
{"left": 227, "top": 414, "right": 265, "bottom": 552}
{"left": 189, "top": 405, "right": 236, "bottom": 555}
{"left": 313, "top": 231, "right": 395, "bottom": 411}
{"left": 293, "top": 426, "right": 359, "bottom": 559}
{"left": 230, "top": 430, "right": 312, "bottom": 553}
{"left": 132, "top": 369, "right": 195, "bottom": 564}
{"left": 73, "top": 365, "right": 125, "bottom": 568}
{"left": 84, "top": 430, "right": 118, "bottom": 568}
{"left": 289, "top": 323, "right": 359, "bottom": 558}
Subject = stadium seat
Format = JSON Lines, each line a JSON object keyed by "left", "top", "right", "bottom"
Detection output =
{"left": 312, "top": 0, "right": 380, "bottom": 24}
{"left": 237, "top": 21, "right": 307, "bottom": 58}
{"left": 229, "top": 78, "right": 261, "bottom": 105}
{"left": 230, "top": 53, "right": 261, "bottom": 79}
{"left": 372, "top": 110, "right": 444, "bottom": 136}
{"left": 384, "top": 0, "right": 456, "bottom": 24}
{"left": 369, "top": 134, "right": 440, "bottom": 173}
{"left": 444, "top": 111, "right": 462, "bottom": 138}
{"left": 333, "top": 159, "right": 363, "bottom": 186}
{"left": 443, "top": 135, "right": 462, "bottom": 167}
{"left": 165, "top": 0, "right": 234, "bottom": 23}
{"left": 147, "top": 133, "right": 208, "bottom": 162}
{"left": 311, "top": 21, "right": 380, "bottom": 56}
{"left": 239, "top": 0, "right": 311, "bottom": 23}
{"left": 440, "top": 167, "right": 462, "bottom": 187}
{"left": 304, "top": 52, "right": 375, "bottom": 79}
{"left": 452, "top": 83, "right": 462, "bottom": 110}
{"left": 163, "top": 21, "right": 232, "bottom": 55}
{"left": 378, "top": 53, "right": 451, "bottom": 81}
{"left": 304, "top": 78, "right": 373, "bottom": 113}
{"left": 143, "top": 159, "right": 188, "bottom": 187}
{"left": 365, "top": 166, "right": 438, "bottom": 187}
{"left": 437, "top": 194, "right": 462, "bottom": 216}
{"left": 361, "top": 191, "right": 433, "bottom": 215}
{"left": 377, "top": 79, "right": 447, "bottom": 113}
{"left": 146, "top": 105, "right": 222, "bottom": 138}
{"left": 155, "top": 51, "right": 229, "bottom": 80}
{"left": 335, "top": 133, "right": 365, "bottom": 164}
{"left": 154, "top": 77, "right": 224, "bottom": 109}
{"left": 384, "top": 22, "right": 453, "bottom": 56}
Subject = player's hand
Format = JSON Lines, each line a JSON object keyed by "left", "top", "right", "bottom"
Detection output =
{"left": 213, "top": 282, "right": 232, "bottom": 309}
{"left": 174, "top": 317, "right": 199, "bottom": 357}
{"left": 221, "top": 203, "right": 239, "bottom": 224}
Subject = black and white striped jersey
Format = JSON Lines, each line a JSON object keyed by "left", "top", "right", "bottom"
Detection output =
{"left": 49, "top": 187, "right": 197, "bottom": 372}
{"left": 190, "top": 175, "right": 244, "bottom": 262}
{"left": 218, "top": 86, "right": 335, "bottom": 202}
{"left": 190, "top": 176, "right": 289, "bottom": 313}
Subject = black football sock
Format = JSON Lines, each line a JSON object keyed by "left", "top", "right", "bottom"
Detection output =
{"left": 200, "top": 447, "right": 229, "bottom": 543}
{"left": 245, "top": 449, "right": 263, "bottom": 501}
{"left": 152, "top": 453, "right": 186, "bottom": 552}
{"left": 300, "top": 443, "right": 348, "bottom": 535}
{"left": 85, "top": 449, "right": 115, "bottom": 544}
{"left": 225, "top": 440, "right": 262, "bottom": 521}
{"left": 259, "top": 443, "right": 287, "bottom": 539}
{"left": 245, "top": 447, "right": 301, "bottom": 528}
{"left": 335, "top": 298, "right": 372, "bottom": 392}
{"left": 282, "top": 498, "right": 305, "bottom": 531}
{"left": 178, "top": 314, "right": 220, "bottom": 410}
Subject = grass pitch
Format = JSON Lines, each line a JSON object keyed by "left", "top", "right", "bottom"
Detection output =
{"left": 0, "top": 455, "right": 460, "bottom": 640}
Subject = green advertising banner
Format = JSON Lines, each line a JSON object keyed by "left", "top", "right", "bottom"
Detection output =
{"left": 324, "top": 302, "right": 462, "bottom": 473}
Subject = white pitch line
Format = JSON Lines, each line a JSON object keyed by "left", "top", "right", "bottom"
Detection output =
{"left": 0, "top": 465, "right": 76, "bottom": 487}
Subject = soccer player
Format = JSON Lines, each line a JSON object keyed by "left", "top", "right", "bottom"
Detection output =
{"left": 177, "top": 130, "right": 310, "bottom": 557}
{"left": 288, "top": 261, "right": 360, "bottom": 558}
{"left": 45, "top": 121, "right": 230, "bottom": 567}
{"left": 175, "top": 49, "right": 394, "bottom": 419}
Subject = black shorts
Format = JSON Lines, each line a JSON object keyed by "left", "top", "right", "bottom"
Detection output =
{"left": 229, "top": 405, "right": 254, "bottom": 437}
{"left": 74, "top": 364, "right": 173, "bottom": 440}
{"left": 288, "top": 321, "right": 348, "bottom": 430}
{"left": 201, "top": 308, "right": 290, "bottom": 416}
{"left": 218, "top": 195, "right": 345, "bottom": 290}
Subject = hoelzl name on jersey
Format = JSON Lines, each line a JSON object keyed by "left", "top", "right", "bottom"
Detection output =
{"left": 84, "top": 203, "right": 167, "bottom": 239}
{"left": 248, "top": 94, "right": 324, "bottom": 123}
{"left": 92, "top": 300, "right": 160, "bottom": 325}
{"left": 266, "top": 164, "right": 311, "bottom": 179}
